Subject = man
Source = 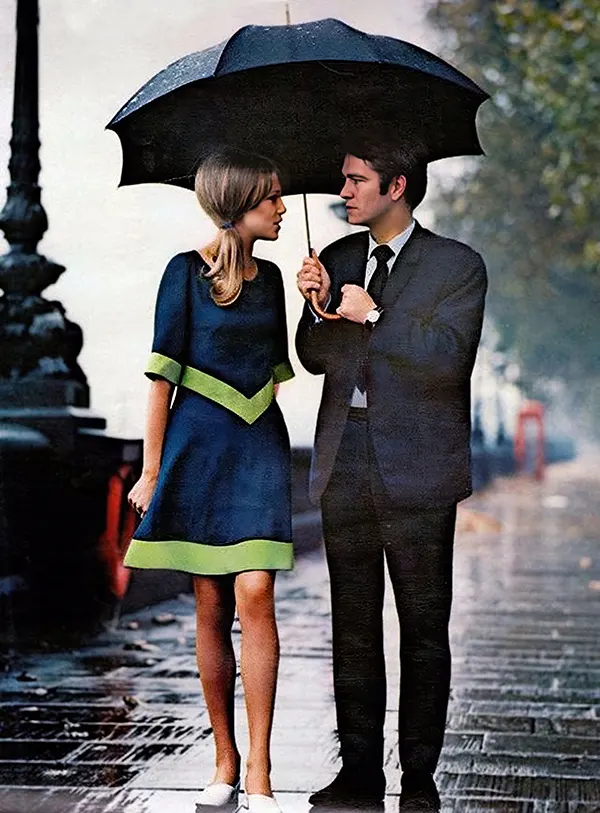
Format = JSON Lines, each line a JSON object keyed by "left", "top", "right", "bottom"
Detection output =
{"left": 296, "top": 137, "right": 487, "bottom": 812}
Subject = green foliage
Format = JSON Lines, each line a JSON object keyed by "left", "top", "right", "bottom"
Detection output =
{"left": 496, "top": 0, "right": 600, "bottom": 266}
{"left": 427, "top": 0, "right": 600, "bottom": 434}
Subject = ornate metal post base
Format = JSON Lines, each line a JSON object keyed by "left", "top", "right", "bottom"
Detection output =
{"left": 0, "top": 0, "right": 88, "bottom": 408}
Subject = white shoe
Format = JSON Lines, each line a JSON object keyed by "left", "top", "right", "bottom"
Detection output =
{"left": 196, "top": 781, "right": 240, "bottom": 810}
{"left": 246, "top": 794, "right": 282, "bottom": 813}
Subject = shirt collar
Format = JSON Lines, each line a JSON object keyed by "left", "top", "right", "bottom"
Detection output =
{"left": 368, "top": 220, "right": 416, "bottom": 264}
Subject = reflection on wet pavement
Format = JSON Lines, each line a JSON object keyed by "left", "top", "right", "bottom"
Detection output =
{"left": 1, "top": 458, "right": 600, "bottom": 812}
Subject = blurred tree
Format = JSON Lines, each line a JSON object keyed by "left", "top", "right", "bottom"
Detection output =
{"left": 496, "top": 0, "right": 600, "bottom": 268}
{"left": 427, "top": 0, "right": 600, "bottom": 434}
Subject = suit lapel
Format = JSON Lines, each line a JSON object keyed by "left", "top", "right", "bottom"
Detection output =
{"left": 380, "top": 221, "right": 425, "bottom": 309}
{"left": 338, "top": 231, "right": 370, "bottom": 289}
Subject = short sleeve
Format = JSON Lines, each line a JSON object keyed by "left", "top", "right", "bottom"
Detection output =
{"left": 145, "top": 254, "right": 189, "bottom": 385}
{"left": 270, "top": 263, "right": 295, "bottom": 385}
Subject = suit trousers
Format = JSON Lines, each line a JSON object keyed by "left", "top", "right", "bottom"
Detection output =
{"left": 320, "top": 409, "right": 457, "bottom": 776}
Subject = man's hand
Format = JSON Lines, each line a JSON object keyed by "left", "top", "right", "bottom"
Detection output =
{"left": 337, "top": 284, "right": 376, "bottom": 324}
{"left": 297, "top": 249, "right": 331, "bottom": 308}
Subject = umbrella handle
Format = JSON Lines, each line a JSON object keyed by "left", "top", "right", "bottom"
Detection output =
{"left": 303, "top": 195, "right": 341, "bottom": 321}
{"left": 310, "top": 290, "right": 342, "bottom": 321}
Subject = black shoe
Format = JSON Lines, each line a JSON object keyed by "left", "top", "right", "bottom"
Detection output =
{"left": 309, "top": 767, "right": 386, "bottom": 809}
{"left": 398, "top": 772, "right": 440, "bottom": 812}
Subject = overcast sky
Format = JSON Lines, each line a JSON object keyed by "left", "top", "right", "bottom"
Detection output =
{"left": 0, "top": 0, "right": 462, "bottom": 445}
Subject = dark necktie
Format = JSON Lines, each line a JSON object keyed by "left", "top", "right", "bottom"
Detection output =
{"left": 357, "top": 244, "right": 394, "bottom": 393}
{"left": 367, "top": 244, "right": 394, "bottom": 305}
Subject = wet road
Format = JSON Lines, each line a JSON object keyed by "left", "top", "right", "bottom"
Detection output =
{"left": 1, "top": 458, "right": 600, "bottom": 812}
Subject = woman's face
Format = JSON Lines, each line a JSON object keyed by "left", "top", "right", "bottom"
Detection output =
{"left": 238, "top": 173, "right": 286, "bottom": 242}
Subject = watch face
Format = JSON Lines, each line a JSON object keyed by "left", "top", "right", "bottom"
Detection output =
{"left": 367, "top": 310, "right": 380, "bottom": 323}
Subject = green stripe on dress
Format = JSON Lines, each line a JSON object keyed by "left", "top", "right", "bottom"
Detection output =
{"left": 144, "top": 356, "right": 289, "bottom": 423}
{"left": 273, "top": 360, "right": 295, "bottom": 384}
{"left": 180, "top": 365, "right": 273, "bottom": 424}
{"left": 145, "top": 352, "right": 182, "bottom": 385}
{"left": 124, "top": 537, "right": 294, "bottom": 575}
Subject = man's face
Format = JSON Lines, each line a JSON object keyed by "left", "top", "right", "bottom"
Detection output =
{"left": 340, "top": 154, "right": 396, "bottom": 227}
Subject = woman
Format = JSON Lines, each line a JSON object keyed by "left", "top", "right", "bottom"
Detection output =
{"left": 126, "top": 149, "right": 293, "bottom": 813}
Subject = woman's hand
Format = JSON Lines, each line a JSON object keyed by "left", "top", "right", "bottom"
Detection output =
{"left": 131, "top": 378, "right": 172, "bottom": 517}
{"left": 128, "top": 472, "right": 158, "bottom": 518}
{"left": 297, "top": 249, "right": 331, "bottom": 307}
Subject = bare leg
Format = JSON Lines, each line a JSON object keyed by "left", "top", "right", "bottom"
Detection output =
{"left": 234, "top": 570, "right": 279, "bottom": 796}
{"left": 194, "top": 575, "right": 240, "bottom": 786}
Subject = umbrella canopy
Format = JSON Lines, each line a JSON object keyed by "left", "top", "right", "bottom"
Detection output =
{"left": 107, "top": 18, "right": 489, "bottom": 196}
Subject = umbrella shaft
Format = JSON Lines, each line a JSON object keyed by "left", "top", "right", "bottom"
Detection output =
{"left": 302, "top": 193, "right": 312, "bottom": 254}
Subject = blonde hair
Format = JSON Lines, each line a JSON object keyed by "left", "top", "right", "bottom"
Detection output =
{"left": 195, "top": 149, "right": 279, "bottom": 306}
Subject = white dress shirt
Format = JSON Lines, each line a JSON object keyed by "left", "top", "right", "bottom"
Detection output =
{"left": 350, "top": 220, "right": 416, "bottom": 407}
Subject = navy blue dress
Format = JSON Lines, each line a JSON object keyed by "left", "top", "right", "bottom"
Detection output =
{"left": 124, "top": 251, "right": 294, "bottom": 575}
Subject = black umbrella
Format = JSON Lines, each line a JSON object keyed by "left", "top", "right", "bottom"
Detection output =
{"left": 107, "top": 18, "right": 488, "bottom": 319}
{"left": 107, "top": 17, "right": 489, "bottom": 195}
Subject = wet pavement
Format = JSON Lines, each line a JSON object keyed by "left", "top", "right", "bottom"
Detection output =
{"left": 1, "top": 457, "right": 600, "bottom": 812}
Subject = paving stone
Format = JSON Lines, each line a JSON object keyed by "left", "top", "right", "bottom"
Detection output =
{"left": 446, "top": 712, "right": 535, "bottom": 733}
{"left": 0, "top": 741, "right": 77, "bottom": 761}
{"left": 0, "top": 705, "right": 128, "bottom": 725}
{"left": 439, "top": 770, "right": 600, "bottom": 803}
{"left": 483, "top": 733, "right": 600, "bottom": 759}
{"left": 533, "top": 719, "right": 600, "bottom": 738}
{"left": 0, "top": 721, "right": 121, "bottom": 741}
{"left": 439, "top": 752, "right": 600, "bottom": 779}
{"left": 72, "top": 741, "right": 191, "bottom": 764}
{"left": 0, "top": 762, "right": 136, "bottom": 787}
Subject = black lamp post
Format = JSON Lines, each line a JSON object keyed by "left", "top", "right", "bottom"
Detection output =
{"left": 0, "top": 0, "right": 88, "bottom": 409}
{"left": 0, "top": 0, "right": 145, "bottom": 641}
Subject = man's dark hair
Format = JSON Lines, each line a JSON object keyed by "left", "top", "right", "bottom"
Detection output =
{"left": 343, "top": 133, "right": 428, "bottom": 211}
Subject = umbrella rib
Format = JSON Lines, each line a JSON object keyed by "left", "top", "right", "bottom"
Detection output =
{"left": 317, "top": 61, "right": 357, "bottom": 76}
{"left": 213, "top": 26, "right": 247, "bottom": 78}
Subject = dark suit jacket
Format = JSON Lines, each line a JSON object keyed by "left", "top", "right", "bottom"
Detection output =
{"left": 295, "top": 222, "right": 488, "bottom": 508}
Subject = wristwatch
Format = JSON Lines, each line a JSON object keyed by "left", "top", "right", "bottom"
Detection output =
{"left": 364, "top": 306, "right": 384, "bottom": 330}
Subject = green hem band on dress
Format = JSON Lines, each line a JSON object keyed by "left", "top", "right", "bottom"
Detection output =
{"left": 273, "top": 360, "right": 295, "bottom": 384}
{"left": 124, "top": 537, "right": 294, "bottom": 575}
{"left": 145, "top": 352, "right": 182, "bottom": 385}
